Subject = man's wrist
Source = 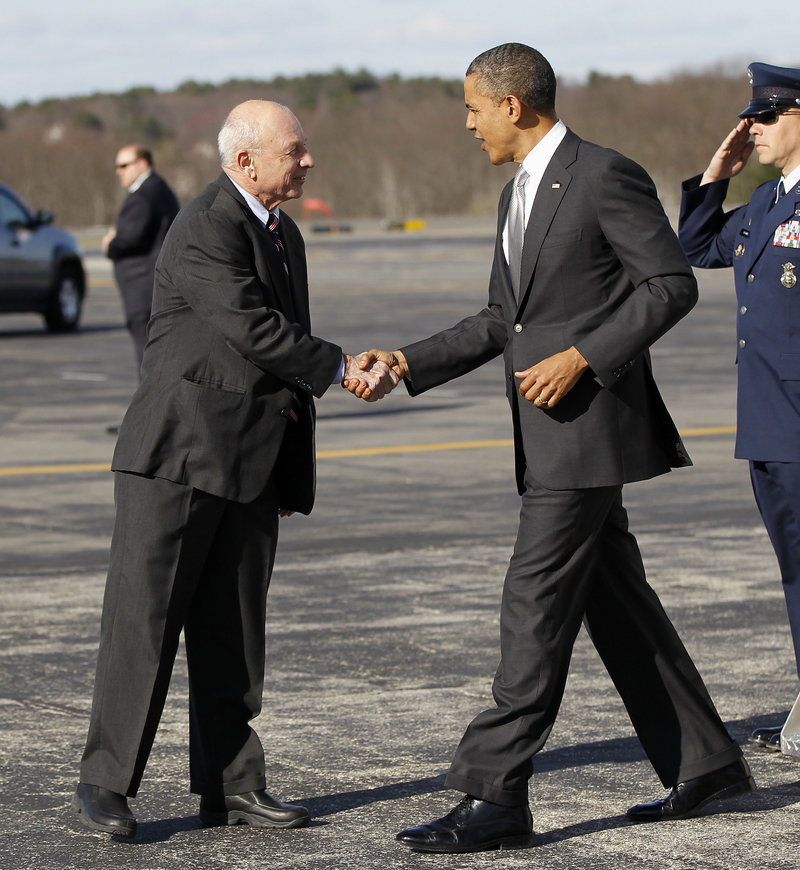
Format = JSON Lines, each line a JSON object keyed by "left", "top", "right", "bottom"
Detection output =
{"left": 335, "top": 355, "right": 347, "bottom": 385}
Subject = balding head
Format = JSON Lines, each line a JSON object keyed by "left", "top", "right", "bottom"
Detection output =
{"left": 218, "top": 100, "right": 314, "bottom": 210}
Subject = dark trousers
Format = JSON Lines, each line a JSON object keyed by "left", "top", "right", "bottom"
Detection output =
{"left": 750, "top": 460, "right": 800, "bottom": 680}
{"left": 80, "top": 471, "right": 279, "bottom": 798}
{"left": 445, "top": 475, "right": 741, "bottom": 806}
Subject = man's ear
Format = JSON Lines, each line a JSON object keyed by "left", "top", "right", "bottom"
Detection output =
{"left": 505, "top": 94, "right": 526, "bottom": 122}
{"left": 237, "top": 150, "right": 256, "bottom": 178}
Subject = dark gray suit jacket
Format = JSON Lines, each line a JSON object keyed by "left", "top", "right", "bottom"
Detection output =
{"left": 402, "top": 129, "right": 696, "bottom": 492}
{"left": 107, "top": 172, "right": 180, "bottom": 320}
{"left": 112, "top": 172, "right": 343, "bottom": 511}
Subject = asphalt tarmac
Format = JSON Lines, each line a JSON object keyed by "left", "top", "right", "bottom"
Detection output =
{"left": 0, "top": 217, "right": 798, "bottom": 869}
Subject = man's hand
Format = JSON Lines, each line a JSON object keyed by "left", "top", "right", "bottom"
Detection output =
{"left": 356, "top": 348, "right": 409, "bottom": 380}
{"left": 515, "top": 346, "right": 589, "bottom": 408}
{"left": 101, "top": 226, "right": 117, "bottom": 255}
{"left": 700, "top": 119, "right": 754, "bottom": 185}
{"left": 341, "top": 353, "right": 399, "bottom": 402}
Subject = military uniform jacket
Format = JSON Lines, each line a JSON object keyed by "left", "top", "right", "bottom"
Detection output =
{"left": 400, "top": 129, "right": 695, "bottom": 493}
{"left": 111, "top": 172, "right": 343, "bottom": 511}
{"left": 680, "top": 174, "right": 800, "bottom": 461}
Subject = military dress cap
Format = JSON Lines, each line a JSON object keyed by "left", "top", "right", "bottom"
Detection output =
{"left": 739, "top": 62, "right": 800, "bottom": 118}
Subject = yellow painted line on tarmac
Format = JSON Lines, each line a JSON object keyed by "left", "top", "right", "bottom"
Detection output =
{"left": 317, "top": 438, "right": 512, "bottom": 459}
{"left": 0, "top": 426, "right": 737, "bottom": 478}
{"left": 0, "top": 463, "right": 111, "bottom": 476}
{"left": 679, "top": 426, "right": 737, "bottom": 437}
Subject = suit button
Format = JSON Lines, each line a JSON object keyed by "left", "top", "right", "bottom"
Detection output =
{"left": 514, "top": 323, "right": 523, "bottom": 333}
{"left": 747, "top": 274, "right": 755, "bottom": 283}
{"left": 740, "top": 306, "right": 747, "bottom": 315}
{"left": 738, "top": 339, "right": 746, "bottom": 349}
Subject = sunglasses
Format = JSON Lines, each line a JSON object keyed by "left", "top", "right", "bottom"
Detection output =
{"left": 748, "top": 108, "right": 800, "bottom": 125}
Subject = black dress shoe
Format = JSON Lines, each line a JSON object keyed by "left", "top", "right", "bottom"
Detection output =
{"left": 395, "top": 795, "right": 534, "bottom": 853}
{"left": 749, "top": 724, "right": 783, "bottom": 747}
{"left": 627, "top": 758, "right": 755, "bottom": 822}
{"left": 72, "top": 782, "right": 136, "bottom": 837}
{"left": 199, "top": 789, "right": 310, "bottom": 828}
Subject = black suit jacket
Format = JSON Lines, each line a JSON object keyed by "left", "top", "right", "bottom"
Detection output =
{"left": 107, "top": 172, "right": 180, "bottom": 319}
{"left": 401, "top": 129, "right": 695, "bottom": 492}
{"left": 112, "top": 172, "right": 343, "bottom": 511}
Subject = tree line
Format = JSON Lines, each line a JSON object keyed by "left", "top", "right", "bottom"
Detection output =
{"left": 0, "top": 66, "right": 777, "bottom": 227}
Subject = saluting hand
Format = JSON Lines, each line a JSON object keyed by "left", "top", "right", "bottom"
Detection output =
{"left": 700, "top": 119, "right": 754, "bottom": 185}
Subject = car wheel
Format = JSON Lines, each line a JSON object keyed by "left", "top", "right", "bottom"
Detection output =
{"left": 44, "top": 264, "right": 83, "bottom": 332}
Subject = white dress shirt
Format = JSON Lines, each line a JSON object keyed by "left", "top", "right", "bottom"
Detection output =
{"left": 779, "top": 164, "right": 800, "bottom": 201}
{"left": 128, "top": 168, "right": 152, "bottom": 193}
{"left": 503, "top": 119, "right": 568, "bottom": 264}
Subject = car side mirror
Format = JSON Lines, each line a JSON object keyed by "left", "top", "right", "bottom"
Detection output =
{"left": 34, "top": 209, "right": 55, "bottom": 227}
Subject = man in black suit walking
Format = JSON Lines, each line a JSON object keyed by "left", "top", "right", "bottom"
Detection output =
{"left": 353, "top": 44, "right": 755, "bottom": 853}
{"left": 73, "top": 100, "right": 395, "bottom": 838}
{"left": 104, "top": 144, "right": 180, "bottom": 373}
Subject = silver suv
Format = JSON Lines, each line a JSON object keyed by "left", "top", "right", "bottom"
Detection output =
{"left": 0, "top": 181, "right": 86, "bottom": 332}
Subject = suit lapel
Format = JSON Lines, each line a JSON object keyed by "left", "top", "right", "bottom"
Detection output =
{"left": 515, "top": 131, "right": 578, "bottom": 313}
{"left": 280, "top": 218, "right": 309, "bottom": 329}
{"left": 216, "top": 174, "right": 299, "bottom": 321}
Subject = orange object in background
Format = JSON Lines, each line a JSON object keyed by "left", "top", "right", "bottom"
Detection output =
{"left": 303, "top": 198, "right": 334, "bottom": 218}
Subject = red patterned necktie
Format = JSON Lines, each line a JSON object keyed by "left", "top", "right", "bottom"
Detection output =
{"left": 266, "top": 212, "right": 288, "bottom": 273}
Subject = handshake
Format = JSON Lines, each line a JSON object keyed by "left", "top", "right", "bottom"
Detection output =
{"left": 341, "top": 349, "right": 409, "bottom": 402}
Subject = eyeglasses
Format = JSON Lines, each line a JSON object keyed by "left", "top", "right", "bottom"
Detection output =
{"left": 749, "top": 108, "right": 800, "bottom": 125}
{"left": 115, "top": 161, "right": 137, "bottom": 170}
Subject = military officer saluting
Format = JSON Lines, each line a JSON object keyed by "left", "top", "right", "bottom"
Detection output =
{"left": 680, "top": 62, "right": 800, "bottom": 750}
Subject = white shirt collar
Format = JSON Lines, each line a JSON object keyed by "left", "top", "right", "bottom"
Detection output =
{"left": 226, "top": 173, "right": 280, "bottom": 228}
{"left": 503, "top": 120, "right": 567, "bottom": 260}
{"left": 781, "top": 165, "right": 800, "bottom": 198}
{"left": 519, "top": 119, "right": 567, "bottom": 185}
{"left": 128, "top": 168, "right": 152, "bottom": 193}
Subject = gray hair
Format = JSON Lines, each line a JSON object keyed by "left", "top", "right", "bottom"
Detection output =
{"left": 466, "top": 43, "right": 557, "bottom": 113}
{"left": 217, "top": 101, "right": 294, "bottom": 168}
{"left": 217, "top": 109, "right": 263, "bottom": 168}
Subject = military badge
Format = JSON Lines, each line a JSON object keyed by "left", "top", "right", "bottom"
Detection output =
{"left": 735, "top": 244, "right": 745, "bottom": 257}
{"left": 774, "top": 220, "right": 800, "bottom": 247}
{"left": 781, "top": 263, "right": 797, "bottom": 288}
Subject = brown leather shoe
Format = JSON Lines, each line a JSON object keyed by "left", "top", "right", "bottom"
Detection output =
{"left": 199, "top": 789, "right": 310, "bottom": 828}
{"left": 72, "top": 782, "right": 136, "bottom": 837}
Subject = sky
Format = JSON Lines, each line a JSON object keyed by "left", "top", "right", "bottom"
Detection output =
{"left": 2, "top": 0, "right": 795, "bottom": 106}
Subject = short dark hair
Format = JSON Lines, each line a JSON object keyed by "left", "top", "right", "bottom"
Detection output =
{"left": 132, "top": 145, "right": 153, "bottom": 166}
{"left": 466, "top": 43, "right": 557, "bottom": 113}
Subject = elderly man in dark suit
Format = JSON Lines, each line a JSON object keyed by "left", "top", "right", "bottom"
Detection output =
{"left": 353, "top": 44, "right": 754, "bottom": 854}
{"left": 680, "top": 62, "right": 800, "bottom": 752}
{"left": 104, "top": 144, "right": 179, "bottom": 373}
{"left": 73, "top": 100, "right": 395, "bottom": 838}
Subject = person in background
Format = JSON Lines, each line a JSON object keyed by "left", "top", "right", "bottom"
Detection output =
{"left": 103, "top": 144, "right": 179, "bottom": 375}
{"left": 679, "top": 62, "right": 800, "bottom": 752}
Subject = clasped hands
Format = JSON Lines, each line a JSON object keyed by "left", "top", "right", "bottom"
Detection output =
{"left": 343, "top": 345, "right": 589, "bottom": 408}
{"left": 342, "top": 350, "right": 407, "bottom": 401}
